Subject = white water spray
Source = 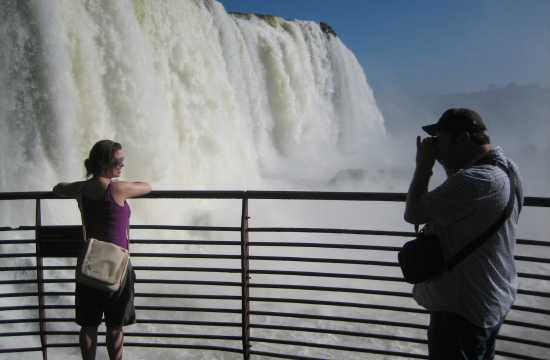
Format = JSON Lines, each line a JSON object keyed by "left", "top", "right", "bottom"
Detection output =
{"left": 0, "top": 0, "right": 397, "bottom": 227}
{"left": 0, "top": 0, "right": 387, "bottom": 191}
{"left": 0, "top": 1, "right": 405, "bottom": 359}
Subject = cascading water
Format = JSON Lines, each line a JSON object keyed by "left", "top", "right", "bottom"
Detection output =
{"left": 1, "top": 1, "right": 547, "bottom": 360}
{"left": 0, "top": 1, "right": 414, "bottom": 359}
{"left": 0, "top": 0, "right": 406, "bottom": 227}
{"left": 0, "top": 0, "right": 389, "bottom": 193}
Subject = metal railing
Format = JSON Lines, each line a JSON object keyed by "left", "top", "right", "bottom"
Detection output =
{"left": 0, "top": 191, "right": 549, "bottom": 359}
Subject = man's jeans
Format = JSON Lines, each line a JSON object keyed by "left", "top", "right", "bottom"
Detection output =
{"left": 428, "top": 311, "right": 503, "bottom": 360}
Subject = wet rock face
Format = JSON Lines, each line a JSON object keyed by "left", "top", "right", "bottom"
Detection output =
{"left": 320, "top": 22, "right": 337, "bottom": 37}
{"left": 229, "top": 11, "right": 338, "bottom": 38}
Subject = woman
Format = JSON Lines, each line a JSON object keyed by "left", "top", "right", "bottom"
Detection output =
{"left": 53, "top": 140, "right": 151, "bottom": 360}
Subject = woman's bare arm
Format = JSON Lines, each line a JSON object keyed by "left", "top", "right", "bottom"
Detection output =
{"left": 111, "top": 181, "right": 152, "bottom": 205}
{"left": 52, "top": 181, "right": 87, "bottom": 198}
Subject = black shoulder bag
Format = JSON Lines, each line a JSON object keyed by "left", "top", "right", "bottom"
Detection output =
{"left": 398, "top": 161, "right": 518, "bottom": 284}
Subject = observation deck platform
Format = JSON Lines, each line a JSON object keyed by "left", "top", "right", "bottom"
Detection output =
{"left": 0, "top": 191, "right": 549, "bottom": 359}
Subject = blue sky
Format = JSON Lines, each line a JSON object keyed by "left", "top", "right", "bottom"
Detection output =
{"left": 218, "top": 0, "right": 550, "bottom": 96}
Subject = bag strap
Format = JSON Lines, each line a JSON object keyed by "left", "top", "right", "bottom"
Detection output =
{"left": 446, "top": 160, "right": 519, "bottom": 271}
{"left": 76, "top": 184, "right": 88, "bottom": 244}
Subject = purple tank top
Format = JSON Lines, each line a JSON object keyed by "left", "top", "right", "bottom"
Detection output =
{"left": 81, "top": 183, "right": 131, "bottom": 250}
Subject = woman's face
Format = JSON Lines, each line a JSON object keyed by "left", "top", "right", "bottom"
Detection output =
{"left": 104, "top": 149, "right": 125, "bottom": 179}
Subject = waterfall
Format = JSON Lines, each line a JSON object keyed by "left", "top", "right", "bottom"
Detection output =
{"left": 1, "top": 2, "right": 543, "bottom": 359}
{"left": 0, "top": 0, "right": 387, "bottom": 195}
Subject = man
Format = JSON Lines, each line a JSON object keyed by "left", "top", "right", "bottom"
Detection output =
{"left": 404, "top": 108, "right": 523, "bottom": 360}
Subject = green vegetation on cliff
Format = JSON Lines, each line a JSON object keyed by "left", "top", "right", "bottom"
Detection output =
{"left": 229, "top": 11, "right": 337, "bottom": 37}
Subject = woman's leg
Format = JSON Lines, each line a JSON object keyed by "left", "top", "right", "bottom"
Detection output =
{"left": 79, "top": 326, "right": 98, "bottom": 360}
{"left": 106, "top": 326, "right": 124, "bottom": 360}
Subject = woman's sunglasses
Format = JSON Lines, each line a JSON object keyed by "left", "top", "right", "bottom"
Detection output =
{"left": 112, "top": 157, "right": 125, "bottom": 168}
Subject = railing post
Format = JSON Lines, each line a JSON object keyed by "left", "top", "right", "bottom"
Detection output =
{"left": 35, "top": 199, "right": 48, "bottom": 360}
{"left": 240, "top": 196, "right": 251, "bottom": 360}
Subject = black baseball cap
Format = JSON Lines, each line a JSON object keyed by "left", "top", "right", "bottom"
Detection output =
{"left": 422, "top": 108, "right": 487, "bottom": 136}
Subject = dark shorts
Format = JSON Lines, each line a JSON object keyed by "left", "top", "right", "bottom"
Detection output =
{"left": 75, "top": 266, "right": 136, "bottom": 328}
{"left": 428, "top": 311, "right": 503, "bottom": 360}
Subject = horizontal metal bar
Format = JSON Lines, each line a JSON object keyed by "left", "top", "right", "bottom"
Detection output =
{"left": 124, "top": 343, "right": 243, "bottom": 353}
{"left": 248, "top": 242, "right": 401, "bottom": 251}
{"left": 135, "top": 319, "right": 241, "bottom": 327}
{"left": 0, "top": 305, "right": 40, "bottom": 312}
{"left": 0, "top": 331, "right": 40, "bottom": 337}
{"left": 244, "top": 191, "right": 408, "bottom": 201}
{"left": 511, "top": 304, "right": 550, "bottom": 316}
{"left": 131, "top": 240, "right": 241, "bottom": 245}
{"left": 2, "top": 299, "right": 425, "bottom": 317}
{"left": 0, "top": 226, "right": 35, "bottom": 231}
{"left": 524, "top": 197, "right": 550, "bottom": 207}
{"left": 131, "top": 253, "right": 241, "bottom": 259}
{"left": 2, "top": 303, "right": 244, "bottom": 313}
{"left": 517, "top": 289, "right": 550, "bottom": 299}
{"left": 495, "top": 350, "right": 548, "bottom": 360}
{"left": 505, "top": 319, "right": 550, "bottom": 332}
{"left": 0, "top": 279, "right": 36, "bottom": 285}
{"left": 0, "top": 253, "right": 36, "bottom": 258}
{"left": 249, "top": 269, "right": 404, "bottom": 282}
{"left": 250, "top": 323, "right": 428, "bottom": 344}
{"left": 250, "top": 311, "right": 427, "bottom": 329}
{"left": 42, "top": 305, "right": 73, "bottom": 310}
{"left": 133, "top": 266, "right": 241, "bottom": 273}
{"left": 5, "top": 302, "right": 242, "bottom": 314}
{"left": 518, "top": 272, "right": 550, "bottom": 281}
{"left": 139, "top": 190, "right": 246, "bottom": 199}
{"left": 45, "top": 342, "right": 244, "bottom": 353}
{"left": 250, "top": 337, "right": 427, "bottom": 359}
{"left": 0, "top": 190, "right": 245, "bottom": 200}
{"left": 517, "top": 239, "right": 550, "bottom": 247}
{"left": 136, "top": 306, "right": 241, "bottom": 314}
{"left": 32, "top": 292, "right": 241, "bottom": 300}
{"left": 249, "top": 283, "right": 411, "bottom": 297}
{"left": 0, "top": 318, "right": 39, "bottom": 324}
{"left": 1, "top": 191, "right": 547, "bottom": 205}
{"left": 0, "top": 292, "right": 38, "bottom": 298}
{"left": 497, "top": 335, "right": 550, "bottom": 349}
{"left": 0, "top": 239, "right": 36, "bottom": 244}
{"left": 0, "top": 347, "right": 43, "bottom": 354}
{"left": 4, "top": 266, "right": 545, "bottom": 283}
{"left": 249, "top": 297, "right": 427, "bottom": 314}
{"left": 41, "top": 279, "right": 72, "bottom": 283}
{"left": 130, "top": 225, "right": 240, "bottom": 232}
{"left": 515, "top": 255, "right": 550, "bottom": 264}
{"left": 249, "top": 227, "right": 414, "bottom": 237}
{"left": 18, "top": 265, "right": 242, "bottom": 273}
{"left": 249, "top": 350, "right": 330, "bottom": 360}
{"left": 135, "top": 293, "right": 241, "bottom": 300}
{"left": 249, "top": 255, "right": 399, "bottom": 267}
{"left": 42, "top": 266, "right": 74, "bottom": 271}
{"left": 136, "top": 279, "right": 241, "bottom": 287}
{"left": 0, "top": 266, "right": 38, "bottom": 272}
{"left": 20, "top": 317, "right": 244, "bottom": 328}
{"left": 42, "top": 291, "right": 73, "bottom": 297}
{"left": 46, "top": 331, "right": 242, "bottom": 341}
{"left": 38, "top": 317, "right": 76, "bottom": 323}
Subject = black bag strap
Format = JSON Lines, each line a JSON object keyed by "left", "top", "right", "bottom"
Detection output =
{"left": 445, "top": 159, "right": 519, "bottom": 271}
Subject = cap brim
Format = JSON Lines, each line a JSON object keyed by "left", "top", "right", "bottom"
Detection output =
{"left": 422, "top": 124, "right": 439, "bottom": 136}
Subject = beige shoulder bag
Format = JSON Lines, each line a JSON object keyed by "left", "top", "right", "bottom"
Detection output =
{"left": 76, "top": 192, "right": 130, "bottom": 293}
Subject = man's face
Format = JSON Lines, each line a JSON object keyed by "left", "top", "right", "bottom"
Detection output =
{"left": 435, "top": 131, "right": 457, "bottom": 170}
